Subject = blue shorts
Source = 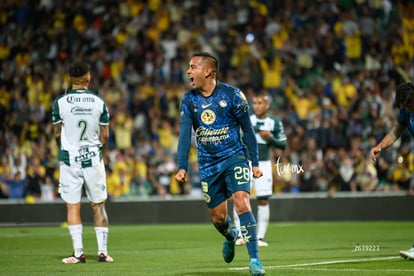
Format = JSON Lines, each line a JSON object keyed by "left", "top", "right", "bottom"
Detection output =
{"left": 200, "top": 155, "right": 251, "bottom": 208}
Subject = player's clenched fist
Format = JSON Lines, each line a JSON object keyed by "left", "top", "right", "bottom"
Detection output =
{"left": 175, "top": 169, "right": 187, "bottom": 183}
{"left": 252, "top": 167, "right": 263, "bottom": 179}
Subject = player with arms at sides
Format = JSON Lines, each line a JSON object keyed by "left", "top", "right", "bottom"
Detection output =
{"left": 175, "top": 52, "right": 266, "bottom": 276}
{"left": 370, "top": 82, "right": 414, "bottom": 260}
{"left": 52, "top": 61, "right": 113, "bottom": 264}
{"left": 234, "top": 93, "right": 287, "bottom": 247}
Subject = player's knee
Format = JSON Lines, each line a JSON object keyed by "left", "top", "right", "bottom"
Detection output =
{"left": 233, "top": 195, "right": 252, "bottom": 214}
{"left": 257, "top": 198, "right": 269, "bottom": 205}
{"left": 90, "top": 201, "right": 105, "bottom": 209}
{"left": 211, "top": 213, "right": 226, "bottom": 225}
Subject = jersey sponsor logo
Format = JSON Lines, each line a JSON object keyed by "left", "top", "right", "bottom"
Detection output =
{"left": 201, "top": 103, "right": 212, "bottom": 108}
{"left": 71, "top": 106, "right": 93, "bottom": 115}
{"left": 237, "top": 181, "right": 248, "bottom": 185}
{"left": 195, "top": 126, "right": 230, "bottom": 145}
{"left": 200, "top": 109, "right": 216, "bottom": 125}
{"left": 66, "top": 95, "right": 96, "bottom": 104}
{"left": 75, "top": 148, "right": 96, "bottom": 162}
{"left": 201, "top": 181, "right": 208, "bottom": 192}
{"left": 75, "top": 151, "right": 96, "bottom": 162}
{"left": 203, "top": 193, "right": 211, "bottom": 203}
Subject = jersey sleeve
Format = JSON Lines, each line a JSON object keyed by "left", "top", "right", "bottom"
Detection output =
{"left": 397, "top": 109, "right": 409, "bottom": 126}
{"left": 232, "top": 90, "right": 259, "bottom": 167}
{"left": 269, "top": 118, "right": 287, "bottom": 150}
{"left": 100, "top": 102, "right": 110, "bottom": 125}
{"left": 177, "top": 94, "right": 193, "bottom": 171}
{"left": 51, "top": 97, "right": 62, "bottom": 125}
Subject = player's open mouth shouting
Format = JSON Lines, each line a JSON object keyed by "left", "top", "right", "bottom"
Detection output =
{"left": 189, "top": 76, "right": 195, "bottom": 86}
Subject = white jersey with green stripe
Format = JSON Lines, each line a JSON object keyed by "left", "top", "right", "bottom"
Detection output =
{"left": 250, "top": 114, "right": 286, "bottom": 161}
{"left": 52, "top": 89, "right": 109, "bottom": 166}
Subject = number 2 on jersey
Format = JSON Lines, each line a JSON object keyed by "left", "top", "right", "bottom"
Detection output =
{"left": 78, "top": 120, "right": 88, "bottom": 141}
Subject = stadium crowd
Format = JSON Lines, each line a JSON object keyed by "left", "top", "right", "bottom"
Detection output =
{"left": 1, "top": 0, "right": 414, "bottom": 201}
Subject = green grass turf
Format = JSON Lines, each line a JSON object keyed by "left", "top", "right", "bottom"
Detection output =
{"left": 1, "top": 222, "right": 414, "bottom": 275}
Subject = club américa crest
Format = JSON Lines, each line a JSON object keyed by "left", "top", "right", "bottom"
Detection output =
{"left": 200, "top": 109, "right": 216, "bottom": 125}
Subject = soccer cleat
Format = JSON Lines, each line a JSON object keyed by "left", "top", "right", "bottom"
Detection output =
{"left": 222, "top": 227, "right": 237, "bottom": 263}
{"left": 249, "top": 258, "right": 266, "bottom": 276}
{"left": 235, "top": 236, "right": 245, "bottom": 246}
{"left": 399, "top": 247, "right": 414, "bottom": 260}
{"left": 98, "top": 253, "right": 114, "bottom": 263}
{"left": 62, "top": 254, "right": 86, "bottom": 264}
{"left": 257, "top": 239, "right": 269, "bottom": 247}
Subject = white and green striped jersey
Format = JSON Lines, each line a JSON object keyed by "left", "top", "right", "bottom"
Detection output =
{"left": 250, "top": 114, "right": 287, "bottom": 161}
{"left": 52, "top": 89, "right": 109, "bottom": 166}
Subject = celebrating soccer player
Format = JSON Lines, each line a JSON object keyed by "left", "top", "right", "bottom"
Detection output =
{"left": 175, "top": 52, "right": 265, "bottom": 275}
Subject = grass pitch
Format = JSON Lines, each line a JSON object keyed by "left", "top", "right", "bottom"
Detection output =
{"left": 1, "top": 221, "right": 414, "bottom": 275}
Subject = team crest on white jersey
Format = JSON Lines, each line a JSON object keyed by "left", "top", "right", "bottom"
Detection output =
{"left": 200, "top": 109, "right": 216, "bottom": 125}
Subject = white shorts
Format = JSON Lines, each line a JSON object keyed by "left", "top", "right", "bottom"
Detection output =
{"left": 252, "top": 160, "right": 273, "bottom": 197}
{"left": 58, "top": 160, "right": 107, "bottom": 204}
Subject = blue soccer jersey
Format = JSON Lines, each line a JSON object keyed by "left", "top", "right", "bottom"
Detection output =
{"left": 397, "top": 109, "right": 414, "bottom": 137}
{"left": 177, "top": 81, "right": 259, "bottom": 179}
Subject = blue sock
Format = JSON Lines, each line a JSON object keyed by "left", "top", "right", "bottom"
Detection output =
{"left": 239, "top": 211, "right": 259, "bottom": 259}
{"left": 214, "top": 215, "right": 235, "bottom": 241}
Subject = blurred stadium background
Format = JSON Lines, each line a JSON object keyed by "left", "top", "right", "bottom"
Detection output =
{"left": 1, "top": 0, "right": 414, "bottom": 222}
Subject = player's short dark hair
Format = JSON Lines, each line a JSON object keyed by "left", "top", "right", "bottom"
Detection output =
{"left": 192, "top": 52, "right": 219, "bottom": 72}
{"left": 69, "top": 61, "right": 90, "bottom": 77}
{"left": 395, "top": 82, "right": 414, "bottom": 108}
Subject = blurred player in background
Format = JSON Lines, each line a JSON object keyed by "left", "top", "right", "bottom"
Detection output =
{"left": 52, "top": 61, "right": 113, "bottom": 264}
{"left": 234, "top": 93, "right": 287, "bottom": 247}
{"left": 175, "top": 52, "right": 266, "bottom": 275}
{"left": 370, "top": 81, "right": 414, "bottom": 260}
